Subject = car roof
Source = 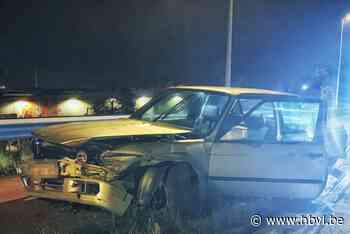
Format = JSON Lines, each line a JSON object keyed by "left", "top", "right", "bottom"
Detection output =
{"left": 173, "top": 85, "right": 296, "bottom": 97}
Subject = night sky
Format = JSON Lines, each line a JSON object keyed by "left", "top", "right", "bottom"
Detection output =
{"left": 0, "top": 0, "right": 349, "bottom": 90}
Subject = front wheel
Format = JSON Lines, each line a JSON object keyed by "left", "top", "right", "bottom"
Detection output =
{"left": 151, "top": 164, "right": 200, "bottom": 217}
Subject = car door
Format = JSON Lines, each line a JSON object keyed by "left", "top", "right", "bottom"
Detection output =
{"left": 208, "top": 97, "right": 327, "bottom": 200}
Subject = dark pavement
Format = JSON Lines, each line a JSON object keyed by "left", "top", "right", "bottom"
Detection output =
{"left": 0, "top": 176, "right": 27, "bottom": 204}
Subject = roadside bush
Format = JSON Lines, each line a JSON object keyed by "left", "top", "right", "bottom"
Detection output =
{"left": 0, "top": 151, "right": 16, "bottom": 176}
{"left": 0, "top": 139, "right": 32, "bottom": 176}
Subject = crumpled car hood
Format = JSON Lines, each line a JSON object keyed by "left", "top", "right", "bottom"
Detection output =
{"left": 33, "top": 118, "right": 190, "bottom": 145}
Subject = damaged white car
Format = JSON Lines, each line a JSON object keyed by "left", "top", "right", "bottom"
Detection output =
{"left": 20, "top": 86, "right": 328, "bottom": 216}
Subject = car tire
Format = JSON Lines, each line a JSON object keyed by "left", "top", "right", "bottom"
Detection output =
{"left": 161, "top": 163, "right": 199, "bottom": 217}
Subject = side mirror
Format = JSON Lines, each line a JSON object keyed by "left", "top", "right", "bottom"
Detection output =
{"left": 220, "top": 125, "right": 248, "bottom": 141}
{"left": 217, "top": 115, "right": 243, "bottom": 139}
{"left": 202, "top": 105, "right": 219, "bottom": 121}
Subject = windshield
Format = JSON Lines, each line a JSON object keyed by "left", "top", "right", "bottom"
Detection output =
{"left": 131, "top": 89, "right": 230, "bottom": 136}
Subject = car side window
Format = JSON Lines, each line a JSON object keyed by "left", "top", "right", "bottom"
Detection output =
{"left": 220, "top": 101, "right": 277, "bottom": 142}
{"left": 276, "top": 102, "right": 320, "bottom": 143}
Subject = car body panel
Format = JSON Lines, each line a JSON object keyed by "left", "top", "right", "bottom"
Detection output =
{"left": 174, "top": 86, "right": 294, "bottom": 96}
{"left": 24, "top": 177, "right": 132, "bottom": 216}
{"left": 33, "top": 118, "right": 190, "bottom": 145}
{"left": 209, "top": 143, "right": 327, "bottom": 199}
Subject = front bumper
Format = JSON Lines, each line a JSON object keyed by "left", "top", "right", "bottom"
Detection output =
{"left": 20, "top": 161, "right": 133, "bottom": 216}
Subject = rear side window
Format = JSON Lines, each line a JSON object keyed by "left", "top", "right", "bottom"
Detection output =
{"left": 276, "top": 102, "right": 320, "bottom": 143}
{"left": 219, "top": 98, "right": 321, "bottom": 144}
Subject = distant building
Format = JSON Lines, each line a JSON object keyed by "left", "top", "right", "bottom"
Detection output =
{"left": 0, "top": 89, "right": 94, "bottom": 118}
{"left": 0, "top": 88, "right": 156, "bottom": 119}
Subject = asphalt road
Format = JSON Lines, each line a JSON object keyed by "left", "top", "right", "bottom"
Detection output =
{"left": 0, "top": 198, "right": 113, "bottom": 234}
{"left": 0, "top": 177, "right": 112, "bottom": 234}
{"left": 0, "top": 176, "right": 27, "bottom": 203}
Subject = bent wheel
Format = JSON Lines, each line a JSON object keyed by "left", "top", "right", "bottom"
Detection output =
{"left": 163, "top": 164, "right": 199, "bottom": 217}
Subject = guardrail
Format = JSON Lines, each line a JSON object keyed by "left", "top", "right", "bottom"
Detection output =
{"left": 0, "top": 115, "right": 129, "bottom": 140}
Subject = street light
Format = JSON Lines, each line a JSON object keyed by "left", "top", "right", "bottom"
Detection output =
{"left": 335, "top": 13, "right": 350, "bottom": 109}
{"left": 224, "top": 0, "right": 234, "bottom": 87}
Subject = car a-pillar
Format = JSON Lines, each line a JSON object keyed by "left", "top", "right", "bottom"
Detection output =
{"left": 137, "top": 162, "right": 200, "bottom": 217}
